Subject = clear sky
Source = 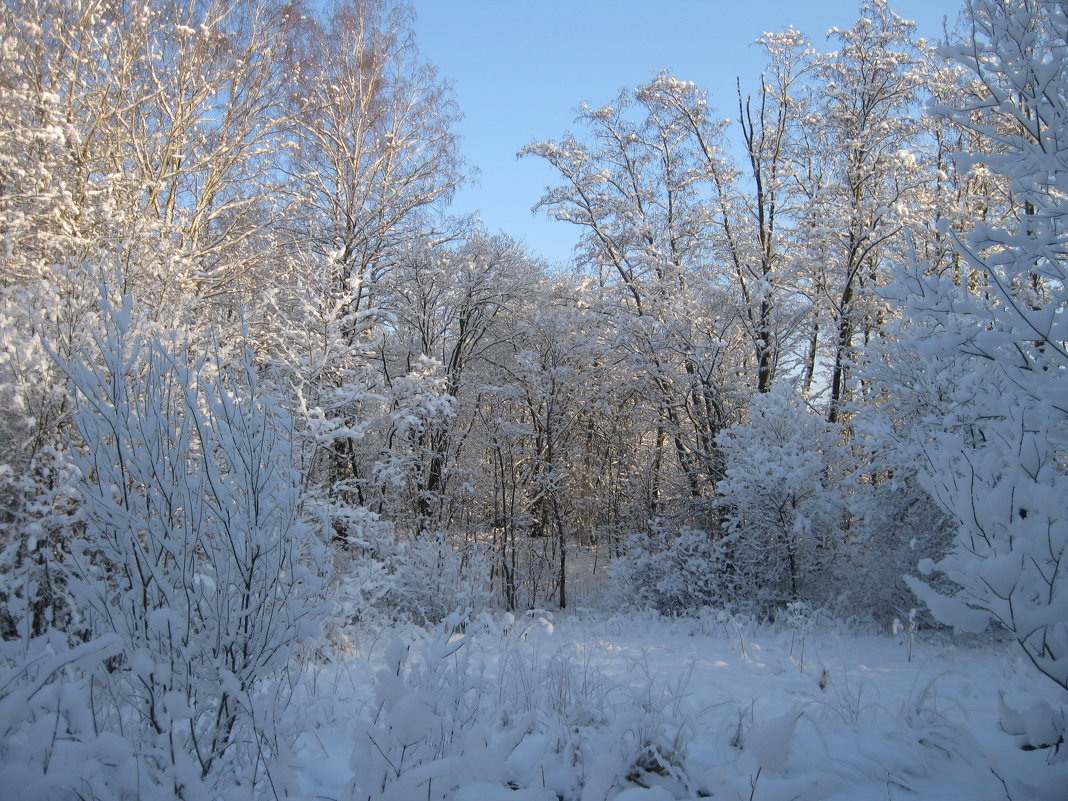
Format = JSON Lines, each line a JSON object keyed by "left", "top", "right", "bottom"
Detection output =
{"left": 411, "top": 0, "right": 966, "bottom": 265}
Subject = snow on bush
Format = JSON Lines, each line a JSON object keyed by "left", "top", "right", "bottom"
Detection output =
{"left": 0, "top": 631, "right": 135, "bottom": 801}
{"left": 715, "top": 383, "right": 847, "bottom": 610}
{"left": 325, "top": 518, "right": 492, "bottom": 628}
{"left": 607, "top": 525, "right": 727, "bottom": 614}
{"left": 375, "top": 532, "right": 493, "bottom": 624}
{"left": 0, "top": 290, "right": 329, "bottom": 799}
{"left": 609, "top": 379, "right": 952, "bottom": 624}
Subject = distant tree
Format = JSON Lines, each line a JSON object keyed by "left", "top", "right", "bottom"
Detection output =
{"left": 732, "top": 28, "right": 821, "bottom": 393}
{"left": 286, "top": 0, "right": 465, "bottom": 317}
{"left": 274, "top": 0, "right": 466, "bottom": 532}
{"left": 377, "top": 234, "right": 529, "bottom": 535}
{"left": 522, "top": 75, "right": 752, "bottom": 521}
{"left": 799, "top": 0, "right": 931, "bottom": 421}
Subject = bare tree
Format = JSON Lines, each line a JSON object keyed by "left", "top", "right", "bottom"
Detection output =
{"left": 523, "top": 75, "right": 755, "bottom": 521}
{"left": 799, "top": 0, "right": 931, "bottom": 422}
{"left": 285, "top": 0, "right": 465, "bottom": 320}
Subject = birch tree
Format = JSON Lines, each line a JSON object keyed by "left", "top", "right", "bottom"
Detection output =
{"left": 286, "top": 0, "right": 464, "bottom": 317}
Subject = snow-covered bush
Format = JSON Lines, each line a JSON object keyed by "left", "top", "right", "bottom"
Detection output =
{"left": 375, "top": 532, "right": 492, "bottom": 624}
{"left": 0, "top": 273, "right": 102, "bottom": 640}
{"left": 42, "top": 291, "right": 328, "bottom": 797}
{"left": 715, "top": 383, "right": 847, "bottom": 610}
{"left": 843, "top": 469, "right": 952, "bottom": 624}
{"left": 346, "top": 627, "right": 532, "bottom": 801}
{"left": 843, "top": 385, "right": 956, "bottom": 623}
{"left": 607, "top": 525, "right": 726, "bottom": 614}
{"left": 319, "top": 517, "right": 491, "bottom": 629}
{"left": 321, "top": 508, "right": 396, "bottom": 636}
{"left": 0, "top": 631, "right": 136, "bottom": 801}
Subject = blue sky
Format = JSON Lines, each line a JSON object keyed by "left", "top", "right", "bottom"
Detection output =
{"left": 411, "top": 1, "right": 965, "bottom": 264}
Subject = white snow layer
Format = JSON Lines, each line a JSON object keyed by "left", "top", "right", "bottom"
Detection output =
{"left": 287, "top": 611, "right": 1068, "bottom": 801}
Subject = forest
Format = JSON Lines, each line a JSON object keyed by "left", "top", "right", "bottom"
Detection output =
{"left": 0, "top": 0, "right": 1066, "bottom": 798}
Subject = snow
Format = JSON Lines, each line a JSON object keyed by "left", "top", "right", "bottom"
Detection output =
{"left": 287, "top": 612, "right": 1068, "bottom": 801}
{"left": 743, "top": 711, "right": 800, "bottom": 772}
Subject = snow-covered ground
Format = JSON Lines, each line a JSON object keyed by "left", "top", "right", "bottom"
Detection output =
{"left": 290, "top": 610, "right": 1068, "bottom": 801}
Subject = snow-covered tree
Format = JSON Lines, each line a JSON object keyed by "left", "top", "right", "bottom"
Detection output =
{"left": 375, "top": 234, "right": 529, "bottom": 534}
{"left": 801, "top": 0, "right": 932, "bottom": 421}
{"left": 731, "top": 28, "right": 821, "bottom": 394}
{"left": 522, "top": 75, "right": 754, "bottom": 520}
{"left": 286, "top": 0, "right": 464, "bottom": 313}
{"left": 890, "top": 0, "right": 1068, "bottom": 692}
{"left": 1, "top": 0, "right": 298, "bottom": 314}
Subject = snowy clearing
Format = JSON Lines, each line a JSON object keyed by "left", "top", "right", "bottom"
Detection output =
{"left": 292, "top": 612, "right": 1068, "bottom": 801}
